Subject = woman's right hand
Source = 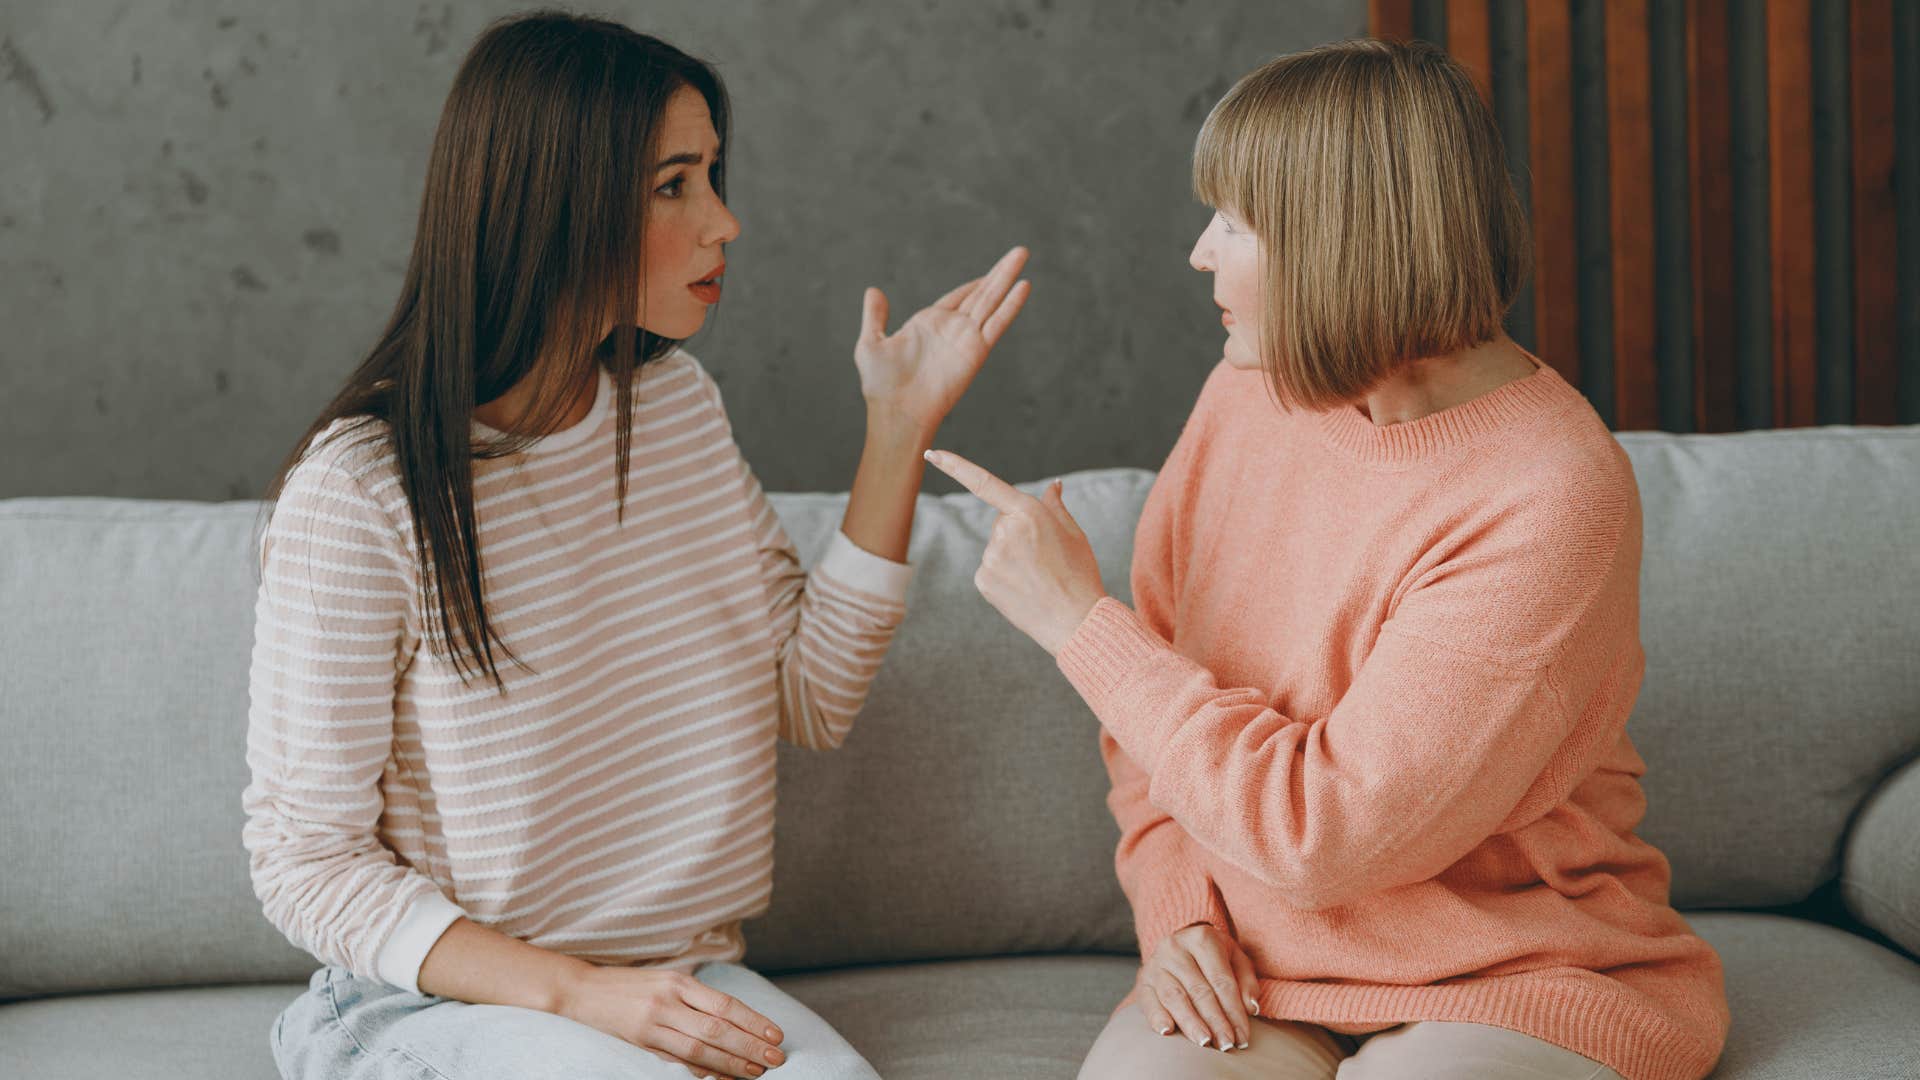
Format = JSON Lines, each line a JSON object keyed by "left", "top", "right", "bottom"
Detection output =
{"left": 1136, "top": 922, "right": 1260, "bottom": 1052}
{"left": 555, "top": 964, "right": 786, "bottom": 1079}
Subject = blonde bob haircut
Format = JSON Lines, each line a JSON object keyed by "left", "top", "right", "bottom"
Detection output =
{"left": 1193, "top": 38, "right": 1531, "bottom": 410}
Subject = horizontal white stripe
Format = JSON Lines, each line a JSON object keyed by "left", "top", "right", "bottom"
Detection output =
{"left": 514, "top": 849, "right": 770, "bottom": 941}
{"left": 445, "top": 762, "right": 774, "bottom": 862}
{"left": 253, "top": 656, "right": 400, "bottom": 689}
{"left": 473, "top": 427, "right": 731, "bottom": 559}
{"left": 263, "top": 531, "right": 404, "bottom": 566}
{"left": 407, "top": 549, "right": 753, "bottom": 684}
{"left": 439, "top": 727, "right": 770, "bottom": 827}
{"left": 481, "top": 477, "right": 739, "bottom": 603}
{"left": 249, "top": 726, "right": 396, "bottom": 753}
{"left": 429, "top": 597, "right": 757, "bottom": 710}
{"left": 534, "top": 884, "right": 771, "bottom": 945}
{"left": 453, "top": 795, "right": 770, "bottom": 899}
{"left": 428, "top": 690, "right": 770, "bottom": 797}
{"left": 476, "top": 419, "right": 724, "bottom": 529}
{"left": 257, "top": 611, "right": 399, "bottom": 643}
{"left": 417, "top": 572, "right": 759, "bottom": 700}
{"left": 502, "top": 816, "right": 773, "bottom": 931}
{"left": 413, "top": 645, "right": 764, "bottom": 753}
{"left": 247, "top": 741, "right": 391, "bottom": 774}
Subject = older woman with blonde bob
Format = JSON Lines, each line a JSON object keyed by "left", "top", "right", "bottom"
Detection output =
{"left": 927, "top": 38, "right": 1729, "bottom": 1080}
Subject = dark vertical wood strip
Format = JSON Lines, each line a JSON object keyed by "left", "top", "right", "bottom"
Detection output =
{"left": 1812, "top": 2, "right": 1853, "bottom": 425}
{"left": 1372, "top": 0, "right": 1417, "bottom": 41}
{"left": 1448, "top": 0, "right": 1495, "bottom": 104}
{"left": 1606, "top": 0, "right": 1660, "bottom": 429}
{"left": 1492, "top": 1, "right": 1537, "bottom": 352}
{"left": 1850, "top": 0, "right": 1899, "bottom": 423}
{"left": 1527, "top": 0, "right": 1581, "bottom": 384}
{"left": 1767, "top": 0, "right": 1819, "bottom": 428}
{"left": 1899, "top": 0, "right": 1920, "bottom": 423}
{"left": 1650, "top": 0, "right": 1696, "bottom": 431}
{"left": 1688, "top": 0, "right": 1739, "bottom": 431}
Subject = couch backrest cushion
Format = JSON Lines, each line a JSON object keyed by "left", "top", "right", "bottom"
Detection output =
{"left": 739, "top": 473, "right": 1150, "bottom": 971}
{"left": 0, "top": 500, "right": 318, "bottom": 1000}
{"left": 1615, "top": 427, "right": 1920, "bottom": 909}
{"left": 0, "top": 474, "right": 1151, "bottom": 998}
{"left": 4, "top": 427, "right": 1917, "bottom": 998}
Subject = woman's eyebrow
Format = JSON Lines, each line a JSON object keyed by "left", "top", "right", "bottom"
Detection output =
{"left": 652, "top": 147, "right": 718, "bottom": 172}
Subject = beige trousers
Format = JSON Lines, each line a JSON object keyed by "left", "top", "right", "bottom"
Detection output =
{"left": 1077, "top": 1002, "right": 1628, "bottom": 1080}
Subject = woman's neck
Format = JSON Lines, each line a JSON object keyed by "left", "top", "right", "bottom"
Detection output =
{"left": 1355, "top": 333, "right": 1541, "bottom": 426}
{"left": 473, "top": 368, "right": 599, "bottom": 436}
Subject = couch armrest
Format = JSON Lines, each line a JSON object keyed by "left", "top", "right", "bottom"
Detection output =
{"left": 1841, "top": 753, "right": 1920, "bottom": 959}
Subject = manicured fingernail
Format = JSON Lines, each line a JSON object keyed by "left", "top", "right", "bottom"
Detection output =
{"left": 765, "top": 1027, "right": 781, "bottom": 1042}
{"left": 1197, "top": 1035, "right": 1211, "bottom": 1048}
{"left": 923, "top": 450, "right": 937, "bottom": 462}
{"left": 1247, "top": 997, "right": 1260, "bottom": 1016}
{"left": 764, "top": 1048, "right": 784, "bottom": 1065}
{"left": 1158, "top": 1025, "right": 1173, "bottom": 1036}
{"left": 1236, "top": 1040, "right": 1249, "bottom": 1049}
{"left": 746, "top": 1066, "right": 763, "bottom": 1077}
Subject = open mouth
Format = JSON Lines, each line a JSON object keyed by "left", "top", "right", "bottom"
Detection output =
{"left": 689, "top": 264, "right": 724, "bottom": 304}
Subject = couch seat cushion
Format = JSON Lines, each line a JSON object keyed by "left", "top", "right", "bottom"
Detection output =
{"left": 2, "top": 916, "right": 1916, "bottom": 1078}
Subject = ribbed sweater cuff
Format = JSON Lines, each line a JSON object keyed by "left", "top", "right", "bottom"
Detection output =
{"left": 372, "top": 890, "right": 466, "bottom": 995}
{"left": 1137, "top": 876, "right": 1231, "bottom": 962}
{"left": 1056, "top": 596, "right": 1169, "bottom": 706}
{"left": 817, "top": 529, "right": 913, "bottom": 606}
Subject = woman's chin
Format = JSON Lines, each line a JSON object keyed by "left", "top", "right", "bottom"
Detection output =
{"left": 638, "top": 312, "right": 708, "bottom": 341}
{"left": 1221, "top": 344, "right": 1262, "bottom": 370}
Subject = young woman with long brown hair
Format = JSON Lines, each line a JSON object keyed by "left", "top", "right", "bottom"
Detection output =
{"left": 929, "top": 38, "right": 1729, "bottom": 1080}
{"left": 242, "top": 12, "right": 1028, "bottom": 1079}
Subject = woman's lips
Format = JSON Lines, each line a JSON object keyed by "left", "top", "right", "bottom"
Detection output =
{"left": 1221, "top": 310, "right": 1234, "bottom": 327}
{"left": 689, "top": 278, "right": 722, "bottom": 304}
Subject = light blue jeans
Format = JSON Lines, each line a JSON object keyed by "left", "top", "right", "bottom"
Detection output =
{"left": 271, "top": 963, "right": 882, "bottom": 1079}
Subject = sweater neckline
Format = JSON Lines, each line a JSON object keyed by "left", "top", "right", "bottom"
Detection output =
{"left": 1313, "top": 350, "right": 1579, "bottom": 466}
{"left": 471, "top": 365, "right": 612, "bottom": 455}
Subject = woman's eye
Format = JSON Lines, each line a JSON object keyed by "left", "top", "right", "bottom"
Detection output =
{"left": 655, "top": 176, "right": 684, "bottom": 198}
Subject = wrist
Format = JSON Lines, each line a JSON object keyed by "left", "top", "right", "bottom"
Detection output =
{"left": 1045, "top": 591, "right": 1108, "bottom": 657}
{"left": 861, "top": 402, "right": 938, "bottom": 452}
{"left": 546, "top": 956, "right": 599, "bottom": 1018}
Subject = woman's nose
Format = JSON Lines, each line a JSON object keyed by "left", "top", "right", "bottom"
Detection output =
{"left": 1189, "top": 238, "right": 1212, "bottom": 273}
{"left": 708, "top": 200, "right": 742, "bottom": 246}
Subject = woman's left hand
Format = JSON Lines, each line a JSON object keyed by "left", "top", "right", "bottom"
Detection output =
{"left": 854, "top": 247, "right": 1031, "bottom": 434}
{"left": 923, "top": 449, "right": 1107, "bottom": 655}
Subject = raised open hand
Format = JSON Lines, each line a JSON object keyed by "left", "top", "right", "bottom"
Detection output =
{"left": 854, "top": 246, "right": 1031, "bottom": 434}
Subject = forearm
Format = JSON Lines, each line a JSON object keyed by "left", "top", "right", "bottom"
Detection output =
{"left": 415, "top": 916, "right": 593, "bottom": 1013}
{"left": 839, "top": 406, "right": 935, "bottom": 563}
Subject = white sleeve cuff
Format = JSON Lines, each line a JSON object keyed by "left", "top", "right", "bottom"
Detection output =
{"left": 373, "top": 890, "right": 467, "bottom": 995}
{"left": 817, "top": 529, "right": 913, "bottom": 604}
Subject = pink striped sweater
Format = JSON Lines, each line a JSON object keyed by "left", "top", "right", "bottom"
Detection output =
{"left": 242, "top": 350, "right": 911, "bottom": 993}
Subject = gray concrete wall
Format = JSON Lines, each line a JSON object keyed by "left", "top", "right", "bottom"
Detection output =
{"left": 0, "top": 0, "right": 1364, "bottom": 500}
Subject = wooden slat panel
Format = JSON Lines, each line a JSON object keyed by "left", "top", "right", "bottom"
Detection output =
{"left": 1527, "top": 0, "right": 1580, "bottom": 385}
{"left": 1767, "top": 0, "right": 1819, "bottom": 427}
{"left": 1688, "top": 0, "right": 1738, "bottom": 431}
{"left": 1371, "top": 0, "right": 1416, "bottom": 41}
{"left": 1850, "top": 0, "right": 1899, "bottom": 424}
{"left": 1447, "top": 0, "right": 1494, "bottom": 104}
{"left": 1606, "top": 0, "right": 1660, "bottom": 429}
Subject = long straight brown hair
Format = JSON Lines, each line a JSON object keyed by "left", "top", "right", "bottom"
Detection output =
{"left": 266, "top": 11, "right": 730, "bottom": 689}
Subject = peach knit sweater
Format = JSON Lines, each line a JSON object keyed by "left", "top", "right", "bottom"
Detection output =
{"left": 1057, "top": 357, "right": 1729, "bottom": 1080}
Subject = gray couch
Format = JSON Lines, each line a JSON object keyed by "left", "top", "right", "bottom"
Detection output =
{"left": 4, "top": 425, "right": 1919, "bottom": 1079}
